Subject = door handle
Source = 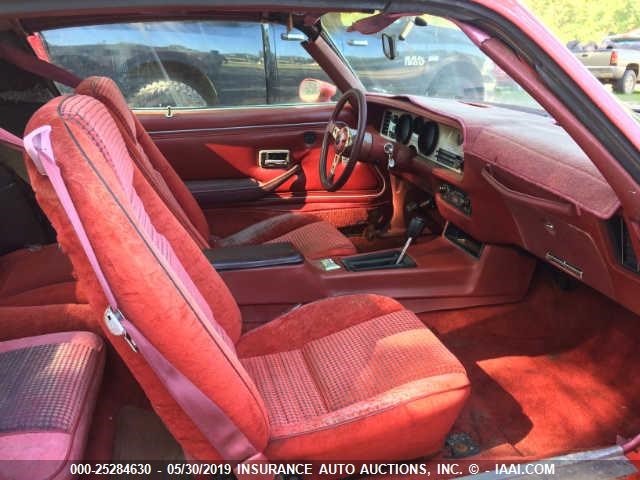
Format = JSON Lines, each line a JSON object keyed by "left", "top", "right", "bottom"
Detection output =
{"left": 259, "top": 150, "right": 290, "bottom": 169}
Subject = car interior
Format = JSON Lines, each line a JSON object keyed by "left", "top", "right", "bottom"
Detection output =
{"left": 1, "top": 4, "right": 640, "bottom": 479}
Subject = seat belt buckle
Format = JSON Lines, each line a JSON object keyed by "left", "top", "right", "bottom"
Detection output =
{"left": 104, "top": 306, "right": 138, "bottom": 352}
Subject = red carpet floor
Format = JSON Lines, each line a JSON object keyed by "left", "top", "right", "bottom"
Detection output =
{"left": 420, "top": 266, "right": 640, "bottom": 461}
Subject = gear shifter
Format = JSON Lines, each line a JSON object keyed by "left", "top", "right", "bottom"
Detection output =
{"left": 396, "top": 216, "right": 427, "bottom": 265}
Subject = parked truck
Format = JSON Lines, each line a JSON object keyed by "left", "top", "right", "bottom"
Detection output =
{"left": 575, "top": 36, "right": 640, "bottom": 94}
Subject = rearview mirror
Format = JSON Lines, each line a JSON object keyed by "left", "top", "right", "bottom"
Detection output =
{"left": 281, "top": 32, "right": 306, "bottom": 41}
{"left": 298, "top": 78, "right": 337, "bottom": 103}
{"left": 382, "top": 33, "right": 397, "bottom": 60}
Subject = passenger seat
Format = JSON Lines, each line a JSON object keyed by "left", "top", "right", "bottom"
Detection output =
{"left": 0, "top": 331, "right": 105, "bottom": 479}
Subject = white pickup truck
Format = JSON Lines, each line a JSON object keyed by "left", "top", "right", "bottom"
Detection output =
{"left": 574, "top": 37, "right": 640, "bottom": 94}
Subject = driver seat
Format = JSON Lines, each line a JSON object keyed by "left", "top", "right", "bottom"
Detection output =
{"left": 74, "top": 76, "right": 357, "bottom": 260}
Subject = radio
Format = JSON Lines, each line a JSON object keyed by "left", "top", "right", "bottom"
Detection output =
{"left": 439, "top": 183, "right": 471, "bottom": 216}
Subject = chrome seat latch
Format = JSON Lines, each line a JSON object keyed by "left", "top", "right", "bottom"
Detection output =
{"left": 104, "top": 306, "right": 138, "bottom": 352}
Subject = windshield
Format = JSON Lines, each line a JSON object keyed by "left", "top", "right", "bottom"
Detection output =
{"left": 322, "top": 12, "right": 640, "bottom": 121}
{"left": 321, "top": 13, "right": 541, "bottom": 111}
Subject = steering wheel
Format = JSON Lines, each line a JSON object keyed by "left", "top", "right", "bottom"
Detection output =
{"left": 320, "top": 88, "right": 368, "bottom": 191}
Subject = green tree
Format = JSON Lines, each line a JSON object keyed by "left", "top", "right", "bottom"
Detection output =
{"left": 523, "top": 0, "right": 640, "bottom": 44}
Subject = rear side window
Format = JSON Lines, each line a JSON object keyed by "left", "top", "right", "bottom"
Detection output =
{"left": 40, "top": 21, "right": 268, "bottom": 109}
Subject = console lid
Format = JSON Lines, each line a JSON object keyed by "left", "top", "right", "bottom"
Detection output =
{"left": 204, "top": 242, "right": 304, "bottom": 271}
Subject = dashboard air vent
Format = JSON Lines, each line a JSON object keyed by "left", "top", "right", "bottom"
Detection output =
{"left": 435, "top": 148, "right": 464, "bottom": 172}
{"left": 389, "top": 114, "right": 399, "bottom": 139}
{"left": 609, "top": 216, "right": 639, "bottom": 273}
{"left": 381, "top": 110, "right": 393, "bottom": 137}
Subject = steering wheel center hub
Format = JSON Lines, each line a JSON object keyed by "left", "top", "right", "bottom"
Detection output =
{"left": 335, "top": 126, "right": 351, "bottom": 154}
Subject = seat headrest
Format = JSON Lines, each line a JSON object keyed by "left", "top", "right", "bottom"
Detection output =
{"left": 75, "top": 76, "right": 137, "bottom": 139}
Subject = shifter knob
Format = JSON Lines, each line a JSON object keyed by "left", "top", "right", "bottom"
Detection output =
{"left": 406, "top": 216, "right": 427, "bottom": 239}
{"left": 396, "top": 216, "right": 427, "bottom": 265}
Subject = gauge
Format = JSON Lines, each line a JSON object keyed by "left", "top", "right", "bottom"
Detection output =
{"left": 418, "top": 121, "right": 439, "bottom": 156}
{"left": 412, "top": 117, "right": 424, "bottom": 133}
{"left": 396, "top": 114, "right": 413, "bottom": 144}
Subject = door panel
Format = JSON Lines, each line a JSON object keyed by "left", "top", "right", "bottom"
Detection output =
{"left": 137, "top": 104, "right": 390, "bottom": 234}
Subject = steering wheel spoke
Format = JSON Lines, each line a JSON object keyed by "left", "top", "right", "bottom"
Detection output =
{"left": 328, "top": 121, "right": 340, "bottom": 140}
{"left": 329, "top": 153, "right": 341, "bottom": 178}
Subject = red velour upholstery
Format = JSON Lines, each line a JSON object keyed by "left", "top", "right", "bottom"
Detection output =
{"left": 238, "top": 295, "right": 470, "bottom": 460}
{"left": 24, "top": 94, "right": 468, "bottom": 462}
{"left": 0, "top": 303, "right": 100, "bottom": 342}
{"left": 0, "top": 331, "right": 105, "bottom": 480}
{"left": 0, "top": 281, "right": 80, "bottom": 307}
{"left": 75, "top": 76, "right": 356, "bottom": 260}
{"left": 76, "top": 76, "right": 211, "bottom": 249}
{"left": 0, "top": 244, "right": 82, "bottom": 306}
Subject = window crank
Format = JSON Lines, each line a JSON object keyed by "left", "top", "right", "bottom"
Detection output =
{"left": 384, "top": 142, "right": 395, "bottom": 169}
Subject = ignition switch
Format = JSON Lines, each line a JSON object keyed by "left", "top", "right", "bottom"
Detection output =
{"left": 384, "top": 142, "right": 395, "bottom": 168}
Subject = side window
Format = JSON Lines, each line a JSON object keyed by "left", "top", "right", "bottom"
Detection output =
{"left": 270, "top": 24, "right": 337, "bottom": 104}
{"left": 40, "top": 21, "right": 267, "bottom": 109}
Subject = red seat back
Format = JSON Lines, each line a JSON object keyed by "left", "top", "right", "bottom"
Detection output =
{"left": 24, "top": 94, "right": 269, "bottom": 460}
{"left": 75, "top": 77, "right": 211, "bottom": 247}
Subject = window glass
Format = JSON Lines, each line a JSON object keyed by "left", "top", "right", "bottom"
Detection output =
{"left": 40, "top": 21, "right": 267, "bottom": 108}
{"left": 270, "top": 24, "right": 337, "bottom": 104}
{"left": 322, "top": 13, "right": 541, "bottom": 110}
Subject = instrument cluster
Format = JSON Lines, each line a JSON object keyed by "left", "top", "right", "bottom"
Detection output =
{"left": 380, "top": 109, "right": 464, "bottom": 174}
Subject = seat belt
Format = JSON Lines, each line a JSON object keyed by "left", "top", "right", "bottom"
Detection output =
{"left": 0, "top": 127, "right": 24, "bottom": 152}
{"left": 23, "top": 125, "right": 268, "bottom": 469}
{"left": 0, "top": 43, "right": 81, "bottom": 89}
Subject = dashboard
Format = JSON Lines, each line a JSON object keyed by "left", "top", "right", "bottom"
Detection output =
{"left": 366, "top": 94, "right": 640, "bottom": 319}
{"left": 379, "top": 109, "right": 464, "bottom": 174}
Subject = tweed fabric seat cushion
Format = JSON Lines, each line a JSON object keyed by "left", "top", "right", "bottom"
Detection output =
{"left": 0, "top": 331, "right": 105, "bottom": 480}
{"left": 238, "top": 295, "right": 471, "bottom": 460}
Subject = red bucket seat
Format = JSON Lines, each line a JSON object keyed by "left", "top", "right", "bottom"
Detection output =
{"left": 75, "top": 76, "right": 357, "bottom": 260}
{"left": 24, "top": 94, "right": 470, "bottom": 461}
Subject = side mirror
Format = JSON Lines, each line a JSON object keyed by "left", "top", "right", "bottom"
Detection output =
{"left": 298, "top": 78, "right": 337, "bottom": 103}
{"left": 382, "top": 33, "right": 397, "bottom": 60}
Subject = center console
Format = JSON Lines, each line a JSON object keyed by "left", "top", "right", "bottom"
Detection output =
{"left": 210, "top": 223, "right": 536, "bottom": 330}
{"left": 342, "top": 250, "right": 416, "bottom": 271}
